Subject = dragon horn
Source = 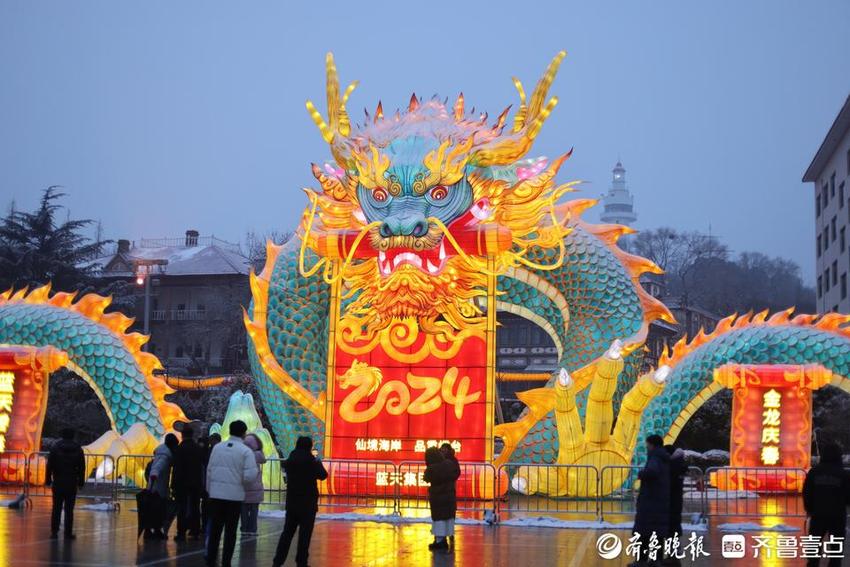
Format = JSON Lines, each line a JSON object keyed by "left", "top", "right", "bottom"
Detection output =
{"left": 305, "top": 53, "right": 359, "bottom": 163}
{"left": 472, "top": 51, "right": 566, "bottom": 167}
{"left": 453, "top": 93, "right": 464, "bottom": 121}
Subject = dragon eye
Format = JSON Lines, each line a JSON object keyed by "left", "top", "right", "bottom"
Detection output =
{"left": 430, "top": 185, "right": 448, "bottom": 201}
{"left": 372, "top": 188, "right": 388, "bottom": 202}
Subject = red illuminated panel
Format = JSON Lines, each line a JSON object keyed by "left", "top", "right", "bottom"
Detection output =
{"left": 713, "top": 364, "right": 831, "bottom": 492}
{"left": 328, "top": 335, "right": 491, "bottom": 464}
{"left": 0, "top": 346, "right": 66, "bottom": 482}
{"left": 323, "top": 330, "right": 505, "bottom": 497}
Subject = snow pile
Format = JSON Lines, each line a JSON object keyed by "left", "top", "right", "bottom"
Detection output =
{"left": 717, "top": 522, "right": 798, "bottom": 533}
{"left": 0, "top": 495, "right": 24, "bottom": 508}
{"left": 683, "top": 489, "right": 757, "bottom": 500}
{"left": 257, "top": 509, "right": 708, "bottom": 533}
{"left": 499, "top": 517, "right": 707, "bottom": 532}
{"left": 702, "top": 449, "right": 731, "bottom": 461}
{"left": 258, "top": 510, "right": 486, "bottom": 526}
{"left": 79, "top": 502, "right": 116, "bottom": 511}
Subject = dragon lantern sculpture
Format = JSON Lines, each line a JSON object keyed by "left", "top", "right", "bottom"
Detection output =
{"left": 4, "top": 52, "right": 850, "bottom": 498}
{"left": 243, "top": 51, "right": 850, "bottom": 497}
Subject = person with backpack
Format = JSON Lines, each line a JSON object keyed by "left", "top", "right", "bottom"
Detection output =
{"left": 45, "top": 427, "right": 86, "bottom": 540}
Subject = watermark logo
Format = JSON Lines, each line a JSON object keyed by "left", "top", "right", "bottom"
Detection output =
{"left": 596, "top": 533, "right": 622, "bottom": 559}
{"left": 598, "top": 531, "right": 710, "bottom": 561}
{"left": 721, "top": 534, "right": 747, "bottom": 558}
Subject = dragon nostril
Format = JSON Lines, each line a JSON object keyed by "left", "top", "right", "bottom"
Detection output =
{"left": 412, "top": 220, "right": 428, "bottom": 238}
{"left": 379, "top": 223, "right": 392, "bottom": 238}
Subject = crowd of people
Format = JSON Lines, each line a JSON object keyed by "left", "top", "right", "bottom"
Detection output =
{"left": 137, "top": 420, "right": 330, "bottom": 567}
{"left": 43, "top": 425, "right": 849, "bottom": 567}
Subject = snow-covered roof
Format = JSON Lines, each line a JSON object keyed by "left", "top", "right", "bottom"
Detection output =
{"left": 88, "top": 236, "right": 249, "bottom": 277}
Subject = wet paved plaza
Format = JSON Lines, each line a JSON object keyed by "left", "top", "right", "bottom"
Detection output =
{"left": 0, "top": 498, "right": 824, "bottom": 566}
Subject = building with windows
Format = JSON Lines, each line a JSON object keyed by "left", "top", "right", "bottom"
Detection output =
{"left": 803, "top": 94, "right": 850, "bottom": 313}
{"left": 88, "top": 230, "right": 251, "bottom": 375}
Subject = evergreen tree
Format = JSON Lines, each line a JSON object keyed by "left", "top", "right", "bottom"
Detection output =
{"left": 0, "top": 186, "right": 104, "bottom": 291}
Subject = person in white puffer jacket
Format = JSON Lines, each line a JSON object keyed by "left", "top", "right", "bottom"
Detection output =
{"left": 204, "top": 420, "right": 257, "bottom": 567}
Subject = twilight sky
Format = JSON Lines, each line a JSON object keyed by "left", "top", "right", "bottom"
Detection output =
{"left": 1, "top": 1, "right": 848, "bottom": 283}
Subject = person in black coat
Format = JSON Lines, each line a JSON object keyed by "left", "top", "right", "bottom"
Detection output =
{"left": 201, "top": 432, "right": 221, "bottom": 544}
{"left": 424, "top": 447, "right": 458, "bottom": 552}
{"left": 803, "top": 442, "right": 850, "bottom": 567}
{"left": 665, "top": 444, "right": 686, "bottom": 540}
{"left": 172, "top": 428, "right": 205, "bottom": 541}
{"left": 273, "top": 436, "right": 328, "bottom": 567}
{"left": 630, "top": 434, "right": 670, "bottom": 566}
{"left": 439, "top": 443, "right": 461, "bottom": 547}
{"left": 45, "top": 428, "right": 86, "bottom": 540}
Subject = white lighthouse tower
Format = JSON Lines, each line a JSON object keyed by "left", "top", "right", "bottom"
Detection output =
{"left": 600, "top": 160, "right": 638, "bottom": 249}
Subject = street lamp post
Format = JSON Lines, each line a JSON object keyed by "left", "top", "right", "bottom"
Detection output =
{"left": 134, "top": 258, "right": 168, "bottom": 351}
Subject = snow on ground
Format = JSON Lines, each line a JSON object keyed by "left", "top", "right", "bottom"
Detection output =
{"left": 79, "top": 502, "right": 116, "bottom": 511}
{"left": 258, "top": 510, "right": 486, "bottom": 525}
{"left": 257, "top": 510, "right": 713, "bottom": 532}
{"left": 683, "top": 489, "right": 757, "bottom": 499}
{"left": 499, "top": 517, "right": 707, "bottom": 532}
{"left": 717, "top": 522, "right": 798, "bottom": 532}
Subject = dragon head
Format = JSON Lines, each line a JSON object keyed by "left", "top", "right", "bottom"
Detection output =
{"left": 300, "top": 52, "right": 576, "bottom": 337}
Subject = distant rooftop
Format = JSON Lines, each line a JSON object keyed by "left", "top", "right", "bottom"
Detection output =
{"left": 86, "top": 231, "right": 249, "bottom": 277}
{"left": 137, "top": 235, "right": 241, "bottom": 253}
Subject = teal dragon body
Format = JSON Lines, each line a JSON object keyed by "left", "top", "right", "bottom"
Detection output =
{"left": 634, "top": 314, "right": 850, "bottom": 463}
{"left": 0, "top": 286, "right": 185, "bottom": 436}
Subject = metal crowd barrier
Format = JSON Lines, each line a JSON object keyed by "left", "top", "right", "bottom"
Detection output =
{"left": 112, "top": 454, "right": 153, "bottom": 501}
{"left": 597, "top": 465, "right": 641, "bottom": 522}
{"left": 702, "top": 466, "right": 807, "bottom": 519}
{"left": 26, "top": 452, "right": 115, "bottom": 501}
{"left": 318, "top": 459, "right": 397, "bottom": 514}
{"left": 0, "top": 451, "right": 28, "bottom": 499}
{"left": 497, "top": 462, "right": 599, "bottom": 520}
{"left": 262, "top": 457, "right": 286, "bottom": 507}
{"left": 0, "top": 452, "right": 821, "bottom": 525}
{"left": 396, "top": 461, "right": 498, "bottom": 518}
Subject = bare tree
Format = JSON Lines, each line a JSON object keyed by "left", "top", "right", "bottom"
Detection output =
{"left": 243, "top": 230, "right": 292, "bottom": 272}
{"left": 634, "top": 227, "right": 814, "bottom": 314}
{"left": 634, "top": 227, "right": 728, "bottom": 302}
